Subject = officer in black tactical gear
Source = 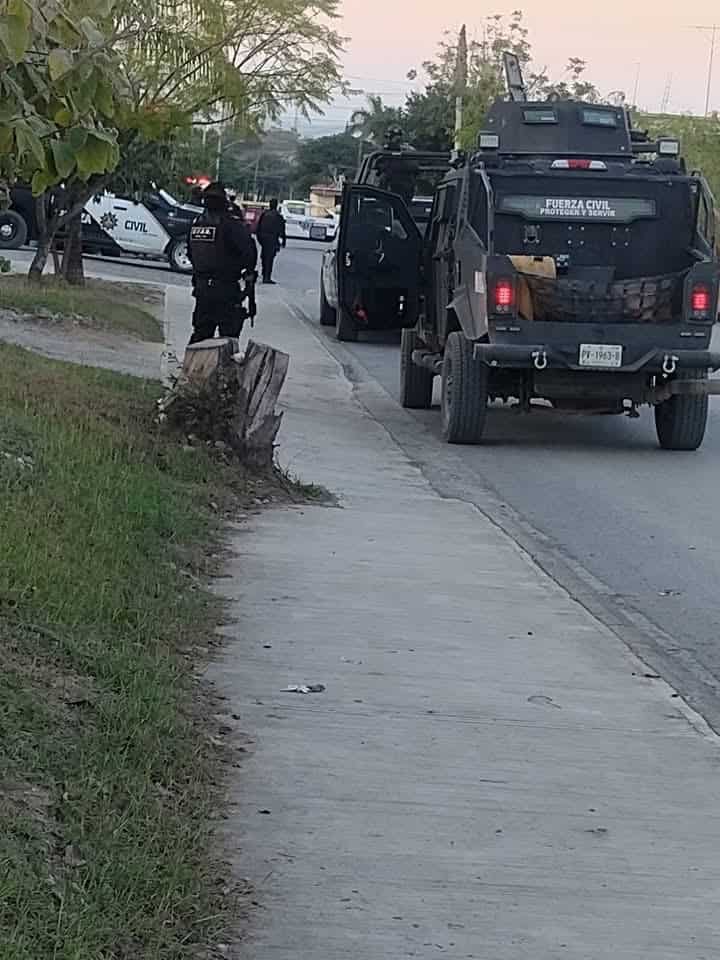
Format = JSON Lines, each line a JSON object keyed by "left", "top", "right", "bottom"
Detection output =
{"left": 187, "top": 181, "right": 258, "bottom": 344}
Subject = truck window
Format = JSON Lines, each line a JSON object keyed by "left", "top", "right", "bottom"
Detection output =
{"left": 433, "top": 185, "right": 456, "bottom": 253}
{"left": 469, "top": 175, "right": 490, "bottom": 248}
{"left": 697, "top": 190, "right": 714, "bottom": 248}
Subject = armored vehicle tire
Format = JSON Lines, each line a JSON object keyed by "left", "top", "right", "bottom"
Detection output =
{"left": 655, "top": 368, "right": 709, "bottom": 451}
{"left": 336, "top": 307, "right": 358, "bottom": 342}
{"left": 441, "top": 332, "right": 488, "bottom": 444}
{"left": 319, "top": 282, "right": 336, "bottom": 326}
{"left": 0, "top": 210, "right": 28, "bottom": 249}
{"left": 400, "top": 329, "right": 434, "bottom": 409}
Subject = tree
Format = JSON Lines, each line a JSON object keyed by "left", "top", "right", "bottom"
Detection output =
{"left": 529, "top": 57, "right": 601, "bottom": 104}
{"left": 402, "top": 12, "right": 604, "bottom": 151}
{"left": 403, "top": 89, "right": 454, "bottom": 152}
{"left": 292, "top": 131, "right": 359, "bottom": 195}
{"left": 67, "top": 0, "right": 344, "bottom": 281}
{"left": 640, "top": 113, "right": 720, "bottom": 201}
{"left": 0, "top": 0, "right": 123, "bottom": 280}
{"left": 348, "top": 95, "right": 402, "bottom": 145}
{"left": 2, "top": 0, "right": 345, "bottom": 282}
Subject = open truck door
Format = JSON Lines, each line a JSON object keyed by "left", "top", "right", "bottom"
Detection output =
{"left": 335, "top": 183, "right": 423, "bottom": 341}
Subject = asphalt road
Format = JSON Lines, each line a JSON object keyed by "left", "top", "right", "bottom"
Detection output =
{"left": 6, "top": 238, "right": 321, "bottom": 290}
{"left": 12, "top": 239, "right": 720, "bottom": 723}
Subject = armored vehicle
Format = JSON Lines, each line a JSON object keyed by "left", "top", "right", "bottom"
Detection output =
{"left": 399, "top": 60, "right": 720, "bottom": 450}
{"left": 320, "top": 135, "right": 450, "bottom": 340}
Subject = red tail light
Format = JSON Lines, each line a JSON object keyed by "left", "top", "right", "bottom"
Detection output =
{"left": 691, "top": 285, "right": 711, "bottom": 315}
{"left": 494, "top": 278, "right": 515, "bottom": 312}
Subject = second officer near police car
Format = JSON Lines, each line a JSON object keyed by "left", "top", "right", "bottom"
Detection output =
{"left": 187, "top": 181, "right": 258, "bottom": 344}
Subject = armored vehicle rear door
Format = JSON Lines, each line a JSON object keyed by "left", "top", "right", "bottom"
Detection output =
{"left": 337, "top": 183, "right": 423, "bottom": 328}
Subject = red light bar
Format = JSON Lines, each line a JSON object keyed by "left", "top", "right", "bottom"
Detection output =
{"left": 551, "top": 159, "right": 607, "bottom": 171}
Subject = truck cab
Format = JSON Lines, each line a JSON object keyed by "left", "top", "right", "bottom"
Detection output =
{"left": 319, "top": 144, "right": 450, "bottom": 340}
{"left": 401, "top": 86, "right": 720, "bottom": 451}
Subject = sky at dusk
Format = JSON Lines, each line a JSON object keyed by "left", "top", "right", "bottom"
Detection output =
{"left": 294, "top": 1, "right": 720, "bottom": 136}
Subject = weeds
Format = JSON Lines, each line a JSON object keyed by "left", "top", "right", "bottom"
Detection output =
{"left": 0, "top": 343, "right": 255, "bottom": 958}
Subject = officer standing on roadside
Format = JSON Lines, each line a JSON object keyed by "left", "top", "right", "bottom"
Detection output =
{"left": 256, "top": 198, "right": 286, "bottom": 284}
{"left": 187, "top": 181, "right": 258, "bottom": 344}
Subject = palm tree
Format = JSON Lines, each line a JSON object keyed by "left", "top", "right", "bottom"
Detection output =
{"left": 348, "top": 95, "right": 403, "bottom": 145}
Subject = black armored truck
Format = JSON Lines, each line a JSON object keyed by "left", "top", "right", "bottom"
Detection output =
{"left": 320, "top": 135, "right": 450, "bottom": 340}
{"left": 399, "top": 61, "right": 720, "bottom": 450}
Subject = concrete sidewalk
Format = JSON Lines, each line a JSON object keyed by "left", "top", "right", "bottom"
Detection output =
{"left": 188, "top": 289, "right": 720, "bottom": 959}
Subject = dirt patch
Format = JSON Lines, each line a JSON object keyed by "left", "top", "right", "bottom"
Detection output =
{"left": 0, "top": 275, "right": 164, "bottom": 342}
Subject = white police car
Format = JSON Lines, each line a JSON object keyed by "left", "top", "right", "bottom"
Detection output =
{"left": 81, "top": 188, "right": 202, "bottom": 273}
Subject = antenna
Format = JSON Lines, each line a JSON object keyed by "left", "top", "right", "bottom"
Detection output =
{"left": 503, "top": 52, "right": 527, "bottom": 103}
{"left": 660, "top": 74, "right": 673, "bottom": 114}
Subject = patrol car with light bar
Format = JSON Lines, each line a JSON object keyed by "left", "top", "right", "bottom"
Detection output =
{"left": 1, "top": 185, "right": 202, "bottom": 273}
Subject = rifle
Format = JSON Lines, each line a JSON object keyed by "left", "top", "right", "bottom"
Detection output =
{"left": 242, "top": 269, "right": 257, "bottom": 327}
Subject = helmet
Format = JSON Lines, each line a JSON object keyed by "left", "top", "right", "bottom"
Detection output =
{"left": 202, "top": 181, "right": 227, "bottom": 203}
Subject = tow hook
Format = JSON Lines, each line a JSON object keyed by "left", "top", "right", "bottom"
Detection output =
{"left": 662, "top": 354, "right": 679, "bottom": 376}
{"left": 532, "top": 350, "right": 548, "bottom": 371}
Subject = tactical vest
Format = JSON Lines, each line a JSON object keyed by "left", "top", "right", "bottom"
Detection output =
{"left": 189, "top": 211, "right": 236, "bottom": 278}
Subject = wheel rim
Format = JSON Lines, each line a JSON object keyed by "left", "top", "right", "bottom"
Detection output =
{"left": 0, "top": 221, "right": 16, "bottom": 241}
{"left": 173, "top": 241, "right": 191, "bottom": 270}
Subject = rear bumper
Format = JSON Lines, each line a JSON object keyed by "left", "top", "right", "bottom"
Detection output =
{"left": 472, "top": 342, "right": 720, "bottom": 374}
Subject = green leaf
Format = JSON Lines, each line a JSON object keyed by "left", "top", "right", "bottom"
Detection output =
{"left": 68, "top": 127, "right": 88, "bottom": 151}
{"left": 92, "top": 0, "right": 116, "bottom": 17}
{"left": 54, "top": 107, "right": 73, "bottom": 127}
{"left": 31, "top": 169, "right": 56, "bottom": 196}
{"left": 7, "top": 0, "right": 31, "bottom": 30}
{"left": 76, "top": 133, "right": 114, "bottom": 178}
{"left": 21, "top": 62, "right": 50, "bottom": 98}
{"left": 0, "top": 126, "right": 13, "bottom": 154}
{"left": 0, "top": 14, "right": 30, "bottom": 63}
{"left": 78, "top": 17, "right": 105, "bottom": 48}
{"left": 95, "top": 80, "right": 114, "bottom": 119}
{"left": 48, "top": 47, "right": 73, "bottom": 82}
{"left": 51, "top": 140, "right": 76, "bottom": 178}
{"left": 14, "top": 121, "right": 46, "bottom": 171}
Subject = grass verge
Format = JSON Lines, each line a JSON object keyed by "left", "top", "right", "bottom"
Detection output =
{"left": 0, "top": 275, "right": 163, "bottom": 342}
{"left": 0, "top": 342, "right": 293, "bottom": 958}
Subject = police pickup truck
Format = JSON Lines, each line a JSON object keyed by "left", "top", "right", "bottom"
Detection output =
{"left": 1, "top": 185, "right": 201, "bottom": 273}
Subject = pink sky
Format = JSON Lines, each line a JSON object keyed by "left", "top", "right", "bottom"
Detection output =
{"left": 336, "top": 1, "right": 719, "bottom": 117}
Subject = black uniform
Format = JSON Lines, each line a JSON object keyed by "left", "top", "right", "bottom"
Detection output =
{"left": 187, "top": 208, "right": 258, "bottom": 343}
{"left": 256, "top": 207, "right": 286, "bottom": 283}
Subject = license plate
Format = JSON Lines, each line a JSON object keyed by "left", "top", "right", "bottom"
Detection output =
{"left": 579, "top": 344, "right": 623, "bottom": 368}
{"left": 310, "top": 225, "right": 327, "bottom": 240}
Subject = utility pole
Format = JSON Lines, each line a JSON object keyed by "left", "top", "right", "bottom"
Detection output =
{"left": 215, "top": 126, "right": 223, "bottom": 180}
{"left": 689, "top": 24, "right": 718, "bottom": 116}
{"left": 631, "top": 62, "right": 641, "bottom": 107}
{"left": 454, "top": 24, "right": 468, "bottom": 152}
{"left": 660, "top": 74, "right": 673, "bottom": 114}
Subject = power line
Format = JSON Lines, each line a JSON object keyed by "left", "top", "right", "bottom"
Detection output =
{"left": 345, "top": 73, "right": 417, "bottom": 87}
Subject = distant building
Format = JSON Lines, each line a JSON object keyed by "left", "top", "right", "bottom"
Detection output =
{"left": 309, "top": 183, "right": 342, "bottom": 217}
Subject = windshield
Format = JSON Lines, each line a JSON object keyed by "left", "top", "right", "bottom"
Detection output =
{"left": 159, "top": 189, "right": 180, "bottom": 207}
